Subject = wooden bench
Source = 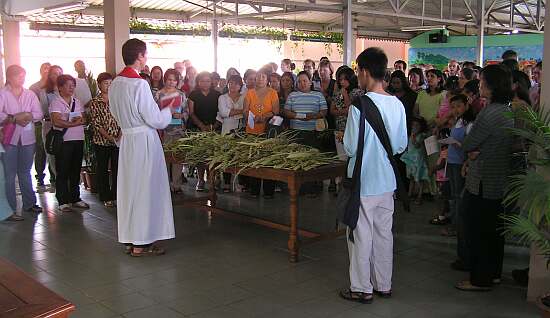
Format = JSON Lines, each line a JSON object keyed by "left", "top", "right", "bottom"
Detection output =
{"left": 0, "top": 258, "right": 75, "bottom": 318}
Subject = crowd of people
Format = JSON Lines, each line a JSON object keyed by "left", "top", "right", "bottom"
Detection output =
{"left": 0, "top": 41, "right": 542, "bottom": 296}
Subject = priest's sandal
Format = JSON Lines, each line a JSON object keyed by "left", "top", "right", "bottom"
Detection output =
{"left": 339, "top": 289, "right": 373, "bottom": 304}
{"left": 455, "top": 280, "right": 491, "bottom": 292}
{"left": 130, "top": 245, "right": 165, "bottom": 257}
{"left": 374, "top": 290, "right": 392, "bottom": 298}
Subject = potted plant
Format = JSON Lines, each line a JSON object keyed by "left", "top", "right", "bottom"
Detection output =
{"left": 503, "top": 107, "right": 550, "bottom": 317}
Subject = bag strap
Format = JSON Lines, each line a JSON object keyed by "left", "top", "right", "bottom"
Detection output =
{"left": 358, "top": 95, "right": 410, "bottom": 212}
{"left": 349, "top": 97, "right": 367, "bottom": 190}
{"left": 61, "top": 98, "right": 76, "bottom": 136}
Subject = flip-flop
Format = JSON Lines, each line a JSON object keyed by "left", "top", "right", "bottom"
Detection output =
{"left": 374, "top": 290, "right": 392, "bottom": 298}
{"left": 130, "top": 245, "right": 165, "bottom": 257}
{"left": 5, "top": 215, "right": 24, "bottom": 222}
{"left": 455, "top": 280, "right": 491, "bottom": 292}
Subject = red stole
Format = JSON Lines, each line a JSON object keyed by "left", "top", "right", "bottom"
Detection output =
{"left": 118, "top": 67, "right": 142, "bottom": 79}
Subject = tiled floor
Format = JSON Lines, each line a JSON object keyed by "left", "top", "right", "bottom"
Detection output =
{"left": 0, "top": 180, "right": 539, "bottom": 318}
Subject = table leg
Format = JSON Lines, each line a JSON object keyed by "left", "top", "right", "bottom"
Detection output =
{"left": 208, "top": 170, "right": 217, "bottom": 207}
{"left": 288, "top": 179, "right": 299, "bottom": 263}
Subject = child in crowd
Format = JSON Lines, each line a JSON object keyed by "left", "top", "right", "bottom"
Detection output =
{"left": 400, "top": 116, "right": 430, "bottom": 205}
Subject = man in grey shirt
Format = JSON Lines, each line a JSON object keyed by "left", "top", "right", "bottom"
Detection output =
{"left": 29, "top": 62, "right": 51, "bottom": 188}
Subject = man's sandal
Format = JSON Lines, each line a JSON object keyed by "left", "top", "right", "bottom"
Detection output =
{"left": 339, "top": 289, "right": 373, "bottom": 304}
{"left": 130, "top": 245, "right": 165, "bottom": 257}
{"left": 374, "top": 290, "right": 392, "bottom": 298}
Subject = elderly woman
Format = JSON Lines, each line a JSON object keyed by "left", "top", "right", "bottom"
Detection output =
{"left": 243, "top": 70, "right": 279, "bottom": 198}
{"left": 188, "top": 71, "right": 221, "bottom": 191}
{"left": 90, "top": 72, "right": 121, "bottom": 208}
{"left": 0, "top": 65, "right": 43, "bottom": 218}
{"left": 284, "top": 71, "right": 328, "bottom": 197}
{"left": 455, "top": 65, "right": 514, "bottom": 292}
{"left": 50, "top": 74, "right": 89, "bottom": 212}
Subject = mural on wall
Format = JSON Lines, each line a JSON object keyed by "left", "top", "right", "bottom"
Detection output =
{"left": 409, "top": 45, "right": 543, "bottom": 69}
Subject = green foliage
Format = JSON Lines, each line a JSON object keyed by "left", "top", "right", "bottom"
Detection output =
{"left": 503, "top": 107, "right": 550, "bottom": 266}
{"left": 85, "top": 71, "right": 98, "bottom": 98}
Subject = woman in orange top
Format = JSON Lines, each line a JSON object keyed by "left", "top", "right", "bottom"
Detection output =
{"left": 243, "top": 70, "right": 280, "bottom": 198}
{"left": 243, "top": 70, "right": 279, "bottom": 135}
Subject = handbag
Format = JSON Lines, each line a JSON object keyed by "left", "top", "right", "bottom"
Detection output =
{"left": 337, "top": 95, "right": 410, "bottom": 242}
{"left": 45, "top": 98, "right": 75, "bottom": 155}
{"left": 1, "top": 122, "right": 16, "bottom": 145}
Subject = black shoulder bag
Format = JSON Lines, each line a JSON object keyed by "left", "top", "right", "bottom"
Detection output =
{"left": 336, "top": 95, "right": 410, "bottom": 242}
{"left": 45, "top": 98, "right": 75, "bottom": 155}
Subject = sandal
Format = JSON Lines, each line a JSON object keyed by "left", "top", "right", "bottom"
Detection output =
{"left": 374, "top": 290, "right": 392, "bottom": 298}
{"left": 430, "top": 216, "right": 449, "bottom": 225}
{"left": 455, "top": 280, "right": 491, "bottom": 292}
{"left": 339, "top": 289, "right": 373, "bottom": 304}
{"left": 130, "top": 245, "right": 165, "bottom": 257}
{"left": 124, "top": 245, "right": 133, "bottom": 255}
{"left": 104, "top": 201, "right": 115, "bottom": 208}
{"left": 5, "top": 214, "right": 24, "bottom": 222}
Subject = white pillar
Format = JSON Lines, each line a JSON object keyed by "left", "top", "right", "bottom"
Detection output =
{"left": 212, "top": 19, "right": 219, "bottom": 72}
{"left": 476, "top": 0, "right": 485, "bottom": 66}
{"left": 2, "top": 18, "right": 21, "bottom": 68}
{"left": 104, "top": 0, "right": 130, "bottom": 75}
{"left": 343, "top": 0, "right": 355, "bottom": 66}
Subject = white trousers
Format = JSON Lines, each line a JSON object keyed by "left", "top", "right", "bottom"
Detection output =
{"left": 347, "top": 192, "right": 394, "bottom": 293}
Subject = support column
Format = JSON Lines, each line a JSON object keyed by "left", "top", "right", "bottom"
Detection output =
{"left": 104, "top": 0, "right": 130, "bottom": 75}
{"left": 343, "top": 0, "right": 355, "bottom": 66}
{"left": 212, "top": 6, "right": 219, "bottom": 73}
{"left": 540, "top": 3, "right": 550, "bottom": 113}
{"left": 2, "top": 19, "right": 21, "bottom": 68}
{"left": 476, "top": 0, "right": 485, "bottom": 66}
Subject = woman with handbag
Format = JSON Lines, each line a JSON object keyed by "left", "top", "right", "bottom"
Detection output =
{"left": 90, "top": 72, "right": 121, "bottom": 208}
{"left": 0, "top": 65, "right": 44, "bottom": 217}
{"left": 243, "top": 70, "right": 279, "bottom": 198}
{"left": 50, "top": 74, "right": 89, "bottom": 212}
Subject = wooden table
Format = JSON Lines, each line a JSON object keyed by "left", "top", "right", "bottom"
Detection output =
{"left": 167, "top": 154, "right": 347, "bottom": 262}
{"left": 0, "top": 258, "right": 75, "bottom": 318}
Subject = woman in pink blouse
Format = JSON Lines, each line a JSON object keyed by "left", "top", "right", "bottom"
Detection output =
{"left": 50, "top": 74, "right": 89, "bottom": 213}
{"left": 0, "top": 65, "right": 44, "bottom": 217}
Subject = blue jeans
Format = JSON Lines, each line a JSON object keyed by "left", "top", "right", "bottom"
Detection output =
{"left": 3, "top": 144, "right": 37, "bottom": 211}
{"left": 447, "top": 163, "right": 465, "bottom": 224}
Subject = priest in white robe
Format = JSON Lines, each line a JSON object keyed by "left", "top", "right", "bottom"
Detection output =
{"left": 108, "top": 38, "right": 175, "bottom": 256}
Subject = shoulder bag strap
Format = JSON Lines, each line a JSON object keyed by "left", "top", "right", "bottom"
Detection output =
{"left": 61, "top": 98, "right": 76, "bottom": 136}
{"left": 360, "top": 95, "right": 411, "bottom": 212}
{"left": 350, "top": 96, "right": 367, "bottom": 189}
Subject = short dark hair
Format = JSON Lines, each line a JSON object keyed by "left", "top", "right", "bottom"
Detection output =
{"left": 512, "top": 70, "right": 532, "bottom": 105}
{"left": 425, "top": 69, "right": 445, "bottom": 93}
{"left": 164, "top": 68, "right": 181, "bottom": 83}
{"left": 303, "top": 59, "right": 315, "bottom": 68}
{"left": 96, "top": 72, "right": 113, "bottom": 85}
{"left": 535, "top": 61, "right": 543, "bottom": 69}
{"left": 408, "top": 67, "right": 425, "bottom": 85}
{"left": 461, "top": 68, "right": 475, "bottom": 80}
{"left": 450, "top": 94, "right": 468, "bottom": 105}
{"left": 122, "top": 38, "right": 147, "bottom": 66}
{"left": 243, "top": 69, "right": 256, "bottom": 81}
{"left": 297, "top": 70, "right": 311, "bottom": 81}
{"left": 502, "top": 49, "right": 518, "bottom": 60}
{"left": 227, "top": 74, "right": 243, "bottom": 87}
{"left": 394, "top": 60, "right": 407, "bottom": 70}
{"left": 211, "top": 71, "right": 221, "bottom": 81}
{"left": 463, "top": 79, "right": 480, "bottom": 96}
{"left": 480, "top": 64, "right": 513, "bottom": 104}
{"left": 501, "top": 59, "right": 519, "bottom": 71}
{"left": 356, "top": 47, "right": 387, "bottom": 81}
{"left": 57, "top": 74, "right": 76, "bottom": 88}
{"left": 462, "top": 61, "right": 476, "bottom": 69}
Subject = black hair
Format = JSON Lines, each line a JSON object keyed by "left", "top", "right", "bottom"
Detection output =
{"left": 388, "top": 70, "right": 412, "bottom": 94}
{"left": 290, "top": 63, "right": 296, "bottom": 71}
{"left": 356, "top": 47, "right": 387, "bottom": 80}
{"left": 122, "top": 38, "right": 147, "bottom": 66}
{"left": 408, "top": 67, "right": 425, "bottom": 87}
{"left": 463, "top": 79, "right": 480, "bottom": 96}
{"left": 512, "top": 70, "right": 532, "bottom": 106}
{"left": 535, "top": 61, "right": 542, "bottom": 69}
{"left": 502, "top": 49, "right": 518, "bottom": 60}
{"left": 243, "top": 69, "right": 256, "bottom": 81}
{"left": 480, "top": 64, "right": 513, "bottom": 104}
{"left": 96, "top": 72, "right": 113, "bottom": 85}
{"left": 211, "top": 72, "right": 221, "bottom": 80}
{"left": 501, "top": 59, "right": 519, "bottom": 71}
{"left": 164, "top": 68, "right": 181, "bottom": 83}
{"left": 150, "top": 66, "right": 164, "bottom": 89}
{"left": 394, "top": 60, "right": 407, "bottom": 71}
{"left": 227, "top": 74, "right": 243, "bottom": 87}
{"left": 45, "top": 65, "right": 63, "bottom": 94}
{"left": 297, "top": 70, "right": 311, "bottom": 81}
{"left": 336, "top": 67, "right": 359, "bottom": 91}
{"left": 425, "top": 69, "right": 444, "bottom": 93}
{"left": 410, "top": 116, "right": 428, "bottom": 134}
{"left": 444, "top": 75, "right": 461, "bottom": 94}
{"left": 461, "top": 68, "right": 475, "bottom": 80}
{"left": 281, "top": 72, "right": 295, "bottom": 90}
{"left": 450, "top": 94, "right": 468, "bottom": 105}
{"left": 462, "top": 61, "right": 476, "bottom": 69}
